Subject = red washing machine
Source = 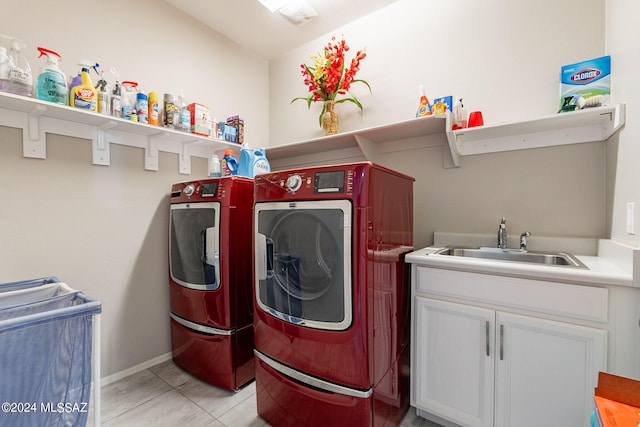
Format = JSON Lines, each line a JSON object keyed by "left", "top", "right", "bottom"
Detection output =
{"left": 253, "top": 162, "right": 414, "bottom": 426}
{"left": 169, "top": 176, "right": 254, "bottom": 391}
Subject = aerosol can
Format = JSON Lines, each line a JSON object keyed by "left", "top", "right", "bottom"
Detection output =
{"left": 0, "top": 34, "right": 32, "bottom": 97}
{"left": 35, "top": 47, "right": 67, "bottom": 104}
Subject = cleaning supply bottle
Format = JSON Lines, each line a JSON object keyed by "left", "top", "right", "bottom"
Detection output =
{"left": 70, "top": 66, "right": 97, "bottom": 111}
{"left": 237, "top": 143, "right": 270, "bottom": 178}
{"left": 35, "top": 47, "right": 67, "bottom": 105}
{"left": 0, "top": 35, "right": 32, "bottom": 97}
{"left": 148, "top": 91, "right": 159, "bottom": 125}
{"left": 95, "top": 68, "right": 109, "bottom": 115}
{"left": 163, "top": 93, "right": 176, "bottom": 128}
{"left": 136, "top": 91, "right": 148, "bottom": 124}
{"left": 121, "top": 81, "right": 138, "bottom": 120}
{"left": 415, "top": 85, "right": 432, "bottom": 117}
{"left": 452, "top": 97, "right": 467, "bottom": 130}
{"left": 68, "top": 60, "right": 96, "bottom": 105}
{"left": 221, "top": 149, "right": 238, "bottom": 176}
{"left": 178, "top": 91, "right": 191, "bottom": 132}
{"left": 209, "top": 153, "right": 221, "bottom": 177}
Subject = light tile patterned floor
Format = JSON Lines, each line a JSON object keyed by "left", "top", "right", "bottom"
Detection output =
{"left": 88, "top": 360, "right": 443, "bottom": 427}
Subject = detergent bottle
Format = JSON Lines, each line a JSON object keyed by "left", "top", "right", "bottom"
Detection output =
{"left": 35, "top": 47, "right": 67, "bottom": 104}
{"left": 68, "top": 60, "right": 96, "bottom": 105}
{"left": 415, "top": 85, "right": 432, "bottom": 117}
{"left": 70, "top": 66, "right": 97, "bottom": 111}
{"left": 0, "top": 35, "right": 32, "bottom": 97}
{"left": 221, "top": 149, "right": 238, "bottom": 176}
{"left": 237, "top": 143, "right": 270, "bottom": 178}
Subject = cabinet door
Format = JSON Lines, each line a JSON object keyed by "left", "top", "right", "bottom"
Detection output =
{"left": 495, "top": 312, "right": 606, "bottom": 427}
{"left": 413, "top": 297, "right": 495, "bottom": 427}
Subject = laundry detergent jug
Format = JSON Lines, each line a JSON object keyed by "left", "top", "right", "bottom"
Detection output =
{"left": 237, "top": 144, "right": 270, "bottom": 178}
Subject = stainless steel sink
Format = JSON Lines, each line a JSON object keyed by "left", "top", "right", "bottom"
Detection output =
{"left": 431, "top": 246, "right": 588, "bottom": 269}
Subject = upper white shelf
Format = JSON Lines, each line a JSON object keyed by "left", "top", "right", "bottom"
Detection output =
{"left": 267, "top": 115, "right": 448, "bottom": 162}
{"left": 0, "top": 91, "right": 240, "bottom": 174}
{"left": 448, "top": 104, "right": 625, "bottom": 158}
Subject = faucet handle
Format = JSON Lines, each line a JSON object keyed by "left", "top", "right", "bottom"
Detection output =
{"left": 520, "top": 231, "right": 532, "bottom": 250}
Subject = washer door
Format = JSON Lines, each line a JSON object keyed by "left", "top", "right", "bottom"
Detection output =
{"left": 170, "top": 202, "right": 221, "bottom": 290}
{"left": 255, "top": 200, "right": 352, "bottom": 330}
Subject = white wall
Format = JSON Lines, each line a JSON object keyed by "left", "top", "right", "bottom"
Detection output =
{"left": 0, "top": 0, "right": 268, "bottom": 377}
{"left": 269, "top": 0, "right": 608, "bottom": 249}
{"left": 606, "top": 0, "right": 640, "bottom": 245}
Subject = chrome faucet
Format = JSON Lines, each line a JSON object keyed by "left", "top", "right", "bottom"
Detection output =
{"left": 497, "top": 218, "right": 507, "bottom": 249}
{"left": 520, "top": 231, "right": 532, "bottom": 251}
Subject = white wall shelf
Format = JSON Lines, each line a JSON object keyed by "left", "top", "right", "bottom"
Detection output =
{"left": 448, "top": 103, "right": 625, "bottom": 160}
{"left": 0, "top": 91, "right": 241, "bottom": 174}
{"left": 268, "top": 104, "right": 625, "bottom": 169}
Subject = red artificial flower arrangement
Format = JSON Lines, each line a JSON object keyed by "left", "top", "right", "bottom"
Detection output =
{"left": 292, "top": 36, "right": 371, "bottom": 126}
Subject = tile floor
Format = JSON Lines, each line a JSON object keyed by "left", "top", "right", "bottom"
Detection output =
{"left": 88, "top": 359, "right": 443, "bottom": 427}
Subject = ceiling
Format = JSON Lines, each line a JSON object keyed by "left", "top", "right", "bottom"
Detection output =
{"left": 163, "top": 0, "right": 400, "bottom": 60}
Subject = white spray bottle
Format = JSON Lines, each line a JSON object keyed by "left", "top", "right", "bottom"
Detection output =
{"left": 0, "top": 34, "right": 32, "bottom": 97}
{"left": 35, "top": 47, "right": 67, "bottom": 105}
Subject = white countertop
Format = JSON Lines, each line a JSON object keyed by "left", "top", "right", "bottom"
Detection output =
{"left": 406, "top": 241, "right": 635, "bottom": 288}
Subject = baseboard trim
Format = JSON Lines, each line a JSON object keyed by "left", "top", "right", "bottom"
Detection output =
{"left": 100, "top": 352, "right": 173, "bottom": 386}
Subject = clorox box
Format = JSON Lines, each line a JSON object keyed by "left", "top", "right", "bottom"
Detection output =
{"left": 559, "top": 55, "right": 611, "bottom": 113}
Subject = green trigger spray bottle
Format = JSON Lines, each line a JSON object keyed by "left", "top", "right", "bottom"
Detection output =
{"left": 35, "top": 47, "right": 67, "bottom": 105}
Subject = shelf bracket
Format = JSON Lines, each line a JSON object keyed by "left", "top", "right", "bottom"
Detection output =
{"left": 444, "top": 114, "right": 460, "bottom": 168}
{"left": 146, "top": 132, "right": 172, "bottom": 171}
{"left": 354, "top": 134, "right": 378, "bottom": 162}
{"left": 92, "top": 121, "right": 117, "bottom": 166}
{"left": 179, "top": 140, "right": 200, "bottom": 175}
{"left": 23, "top": 105, "right": 47, "bottom": 159}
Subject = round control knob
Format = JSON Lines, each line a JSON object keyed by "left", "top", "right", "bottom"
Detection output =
{"left": 286, "top": 174, "right": 302, "bottom": 192}
{"left": 183, "top": 184, "right": 196, "bottom": 197}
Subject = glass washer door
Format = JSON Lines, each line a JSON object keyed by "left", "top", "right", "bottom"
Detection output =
{"left": 170, "top": 202, "right": 220, "bottom": 291}
{"left": 255, "top": 200, "right": 352, "bottom": 331}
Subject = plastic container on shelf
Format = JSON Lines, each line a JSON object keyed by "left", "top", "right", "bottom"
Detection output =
{"left": 163, "top": 93, "right": 176, "bottom": 128}
{"left": 35, "top": 47, "right": 67, "bottom": 105}
{"left": 221, "top": 149, "right": 238, "bottom": 176}
{"left": 121, "top": 81, "right": 138, "bottom": 120}
{"left": 136, "top": 91, "right": 148, "bottom": 124}
{"left": 148, "top": 91, "right": 159, "bottom": 125}
{"left": 209, "top": 153, "right": 221, "bottom": 177}
{"left": 0, "top": 35, "right": 32, "bottom": 97}
{"left": 70, "top": 67, "right": 97, "bottom": 111}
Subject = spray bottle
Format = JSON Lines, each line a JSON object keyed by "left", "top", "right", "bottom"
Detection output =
{"left": 94, "top": 67, "right": 110, "bottom": 115}
{"left": 35, "top": 47, "right": 67, "bottom": 104}
{"left": 415, "top": 85, "right": 432, "bottom": 117}
{"left": 121, "top": 81, "right": 139, "bottom": 120}
{"left": 109, "top": 67, "right": 122, "bottom": 118}
{"left": 0, "top": 35, "right": 32, "bottom": 97}
{"left": 452, "top": 97, "right": 467, "bottom": 130}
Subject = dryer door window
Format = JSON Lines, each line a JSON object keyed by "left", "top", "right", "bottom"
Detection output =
{"left": 255, "top": 200, "right": 352, "bottom": 330}
{"left": 170, "top": 202, "right": 221, "bottom": 291}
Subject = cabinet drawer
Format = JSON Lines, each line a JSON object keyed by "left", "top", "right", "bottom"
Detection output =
{"left": 414, "top": 267, "right": 608, "bottom": 323}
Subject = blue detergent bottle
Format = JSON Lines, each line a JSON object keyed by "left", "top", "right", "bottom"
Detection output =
{"left": 237, "top": 143, "right": 270, "bottom": 178}
{"left": 221, "top": 149, "right": 238, "bottom": 176}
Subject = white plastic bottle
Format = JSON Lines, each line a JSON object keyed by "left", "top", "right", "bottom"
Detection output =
{"left": 209, "top": 153, "right": 221, "bottom": 177}
{"left": 178, "top": 91, "right": 191, "bottom": 132}
{"left": 0, "top": 35, "right": 32, "bottom": 97}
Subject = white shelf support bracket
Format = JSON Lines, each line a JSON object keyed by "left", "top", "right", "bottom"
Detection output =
{"left": 444, "top": 114, "right": 460, "bottom": 168}
{"left": 92, "top": 121, "right": 117, "bottom": 166}
{"left": 354, "top": 134, "right": 378, "bottom": 163}
{"left": 146, "top": 132, "right": 171, "bottom": 171}
{"left": 23, "top": 105, "right": 47, "bottom": 159}
{"left": 179, "top": 140, "right": 199, "bottom": 175}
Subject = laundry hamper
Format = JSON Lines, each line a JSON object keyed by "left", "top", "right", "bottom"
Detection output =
{"left": 0, "top": 277, "right": 102, "bottom": 427}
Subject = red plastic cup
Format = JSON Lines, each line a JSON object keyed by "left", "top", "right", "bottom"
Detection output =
{"left": 468, "top": 111, "right": 484, "bottom": 127}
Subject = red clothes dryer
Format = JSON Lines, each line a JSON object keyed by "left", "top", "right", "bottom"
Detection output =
{"left": 169, "top": 176, "right": 254, "bottom": 391}
{"left": 253, "top": 162, "right": 414, "bottom": 426}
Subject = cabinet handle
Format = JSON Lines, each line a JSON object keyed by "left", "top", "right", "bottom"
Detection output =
{"left": 499, "top": 324, "right": 504, "bottom": 361}
{"left": 485, "top": 321, "right": 490, "bottom": 356}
